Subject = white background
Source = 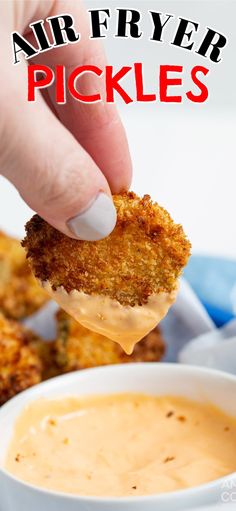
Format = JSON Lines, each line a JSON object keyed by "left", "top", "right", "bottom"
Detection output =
{"left": 0, "top": 0, "right": 235, "bottom": 258}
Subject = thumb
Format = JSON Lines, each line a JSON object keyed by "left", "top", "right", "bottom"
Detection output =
{"left": 0, "top": 67, "right": 116, "bottom": 241}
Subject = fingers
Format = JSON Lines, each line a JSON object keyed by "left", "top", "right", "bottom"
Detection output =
{"left": 1, "top": 0, "right": 130, "bottom": 241}
{"left": 29, "top": 0, "right": 132, "bottom": 192}
{"left": 0, "top": 62, "right": 116, "bottom": 240}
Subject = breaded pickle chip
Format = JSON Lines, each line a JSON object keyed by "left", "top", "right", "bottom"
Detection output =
{"left": 23, "top": 192, "right": 191, "bottom": 307}
{"left": 0, "top": 231, "right": 48, "bottom": 319}
{"left": 0, "top": 313, "right": 43, "bottom": 404}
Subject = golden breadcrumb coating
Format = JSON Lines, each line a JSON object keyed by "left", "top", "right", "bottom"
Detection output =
{"left": 0, "top": 313, "right": 43, "bottom": 405}
{"left": 55, "top": 310, "right": 165, "bottom": 372}
{"left": 0, "top": 231, "right": 49, "bottom": 319}
{"left": 23, "top": 192, "right": 191, "bottom": 307}
{"left": 33, "top": 339, "right": 59, "bottom": 381}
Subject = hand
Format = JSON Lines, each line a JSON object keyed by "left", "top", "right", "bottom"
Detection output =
{"left": 0, "top": 0, "right": 132, "bottom": 240}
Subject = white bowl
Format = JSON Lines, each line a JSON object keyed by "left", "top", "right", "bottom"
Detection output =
{"left": 0, "top": 363, "right": 236, "bottom": 511}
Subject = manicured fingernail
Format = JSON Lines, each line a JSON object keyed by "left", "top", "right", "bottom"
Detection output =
{"left": 67, "top": 193, "right": 117, "bottom": 241}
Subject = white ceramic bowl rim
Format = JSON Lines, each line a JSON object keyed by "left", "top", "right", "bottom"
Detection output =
{"left": 0, "top": 363, "right": 236, "bottom": 505}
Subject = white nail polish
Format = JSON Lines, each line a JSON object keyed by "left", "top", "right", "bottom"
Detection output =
{"left": 68, "top": 193, "right": 117, "bottom": 241}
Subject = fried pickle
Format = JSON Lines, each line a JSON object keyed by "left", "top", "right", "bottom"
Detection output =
{"left": 0, "top": 231, "right": 48, "bottom": 319}
{"left": 55, "top": 310, "right": 165, "bottom": 372}
{"left": 0, "top": 312, "right": 43, "bottom": 405}
{"left": 23, "top": 192, "right": 191, "bottom": 306}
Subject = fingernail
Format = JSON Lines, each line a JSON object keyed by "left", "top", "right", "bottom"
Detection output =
{"left": 67, "top": 193, "right": 117, "bottom": 241}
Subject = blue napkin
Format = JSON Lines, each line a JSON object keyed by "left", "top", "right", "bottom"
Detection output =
{"left": 184, "top": 256, "right": 236, "bottom": 327}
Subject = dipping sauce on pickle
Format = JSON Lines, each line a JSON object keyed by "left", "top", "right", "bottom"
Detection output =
{"left": 5, "top": 393, "right": 236, "bottom": 497}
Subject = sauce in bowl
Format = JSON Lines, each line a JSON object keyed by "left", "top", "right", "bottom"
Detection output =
{"left": 5, "top": 393, "right": 236, "bottom": 497}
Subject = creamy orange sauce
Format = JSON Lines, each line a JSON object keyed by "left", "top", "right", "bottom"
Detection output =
{"left": 43, "top": 281, "right": 178, "bottom": 354}
{"left": 5, "top": 394, "right": 236, "bottom": 497}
